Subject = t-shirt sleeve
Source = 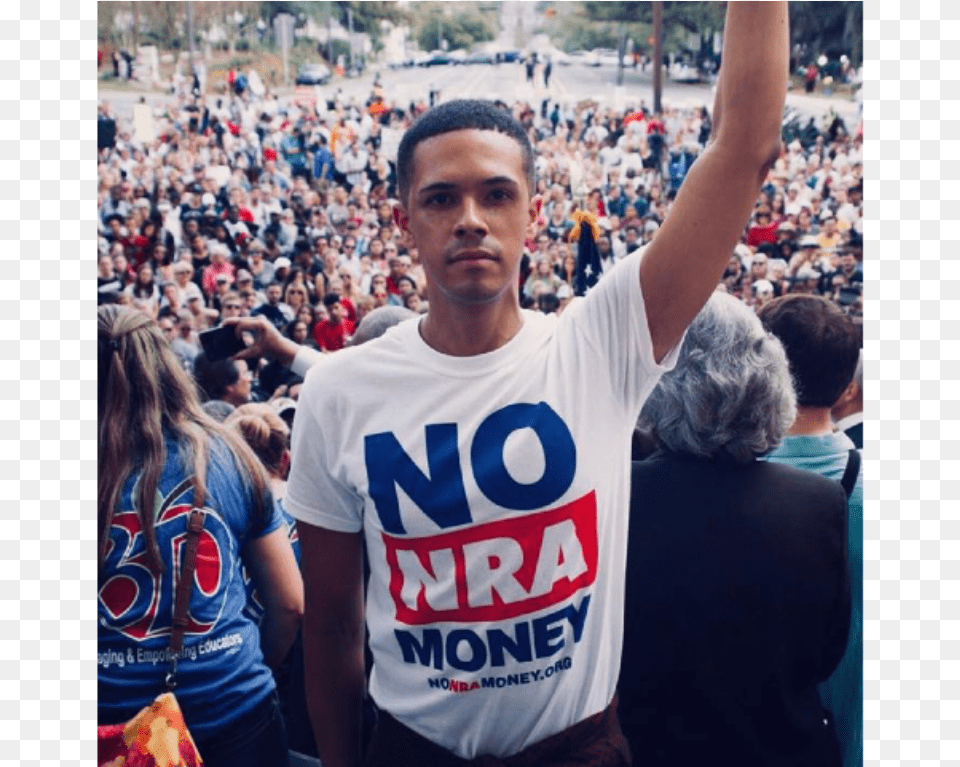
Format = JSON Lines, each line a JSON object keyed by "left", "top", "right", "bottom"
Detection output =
{"left": 560, "top": 247, "right": 684, "bottom": 417}
{"left": 284, "top": 362, "right": 365, "bottom": 533}
{"left": 290, "top": 345, "right": 323, "bottom": 378}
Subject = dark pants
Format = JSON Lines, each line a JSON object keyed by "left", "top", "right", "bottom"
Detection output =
{"left": 364, "top": 696, "right": 630, "bottom": 767}
{"left": 193, "top": 691, "right": 289, "bottom": 767}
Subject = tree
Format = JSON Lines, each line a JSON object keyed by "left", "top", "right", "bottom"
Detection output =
{"left": 409, "top": 3, "right": 496, "bottom": 52}
{"left": 789, "top": 1, "right": 862, "bottom": 67}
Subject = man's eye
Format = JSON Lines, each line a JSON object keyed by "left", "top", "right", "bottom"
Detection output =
{"left": 425, "top": 193, "right": 452, "bottom": 206}
{"left": 488, "top": 189, "right": 512, "bottom": 203}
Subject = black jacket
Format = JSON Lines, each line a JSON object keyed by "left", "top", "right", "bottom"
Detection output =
{"left": 618, "top": 451, "right": 850, "bottom": 767}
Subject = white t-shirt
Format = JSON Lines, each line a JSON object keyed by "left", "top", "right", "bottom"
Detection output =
{"left": 286, "top": 250, "right": 679, "bottom": 759}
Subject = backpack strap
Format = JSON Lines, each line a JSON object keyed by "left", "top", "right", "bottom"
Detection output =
{"left": 840, "top": 448, "right": 860, "bottom": 499}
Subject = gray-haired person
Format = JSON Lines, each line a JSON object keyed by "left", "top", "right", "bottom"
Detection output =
{"left": 619, "top": 291, "right": 852, "bottom": 767}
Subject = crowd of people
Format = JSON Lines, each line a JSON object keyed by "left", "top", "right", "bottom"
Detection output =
{"left": 97, "top": 56, "right": 863, "bottom": 392}
{"left": 98, "top": 7, "right": 864, "bottom": 763}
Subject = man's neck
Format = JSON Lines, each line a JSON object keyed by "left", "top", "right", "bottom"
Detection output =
{"left": 787, "top": 406, "right": 835, "bottom": 437}
{"left": 419, "top": 299, "right": 524, "bottom": 358}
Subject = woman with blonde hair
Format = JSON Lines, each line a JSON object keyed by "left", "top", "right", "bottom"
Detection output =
{"left": 97, "top": 304, "right": 303, "bottom": 767}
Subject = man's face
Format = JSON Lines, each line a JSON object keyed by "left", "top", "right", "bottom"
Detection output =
{"left": 395, "top": 129, "right": 536, "bottom": 308}
{"left": 158, "top": 318, "right": 177, "bottom": 341}
{"left": 597, "top": 236, "right": 611, "bottom": 256}
{"left": 221, "top": 296, "right": 243, "bottom": 319}
{"left": 328, "top": 301, "right": 343, "bottom": 322}
{"left": 224, "top": 359, "right": 252, "bottom": 406}
{"left": 266, "top": 284, "right": 282, "bottom": 305}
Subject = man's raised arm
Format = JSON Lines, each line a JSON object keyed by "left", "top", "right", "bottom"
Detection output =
{"left": 639, "top": 2, "right": 789, "bottom": 362}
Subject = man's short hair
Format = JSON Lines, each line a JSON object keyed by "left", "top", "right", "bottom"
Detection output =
{"left": 396, "top": 99, "right": 535, "bottom": 206}
{"left": 758, "top": 294, "right": 861, "bottom": 408}
{"left": 192, "top": 352, "right": 241, "bottom": 402}
{"left": 322, "top": 292, "right": 342, "bottom": 308}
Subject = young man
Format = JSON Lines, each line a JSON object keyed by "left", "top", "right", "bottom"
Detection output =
{"left": 286, "top": 5, "right": 788, "bottom": 765}
{"left": 313, "top": 293, "right": 356, "bottom": 352}
{"left": 758, "top": 294, "right": 863, "bottom": 767}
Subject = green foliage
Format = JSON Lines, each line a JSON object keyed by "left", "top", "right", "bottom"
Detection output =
{"left": 789, "top": 1, "right": 862, "bottom": 66}
{"left": 567, "top": 2, "right": 861, "bottom": 65}
{"left": 410, "top": 4, "right": 496, "bottom": 52}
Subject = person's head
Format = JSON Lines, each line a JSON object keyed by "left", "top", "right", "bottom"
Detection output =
{"left": 323, "top": 292, "right": 344, "bottom": 323}
{"left": 219, "top": 291, "right": 243, "bottom": 320}
{"left": 193, "top": 352, "right": 252, "bottom": 407}
{"left": 758, "top": 294, "right": 861, "bottom": 409}
{"left": 265, "top": 281, "right": 283, "bottom": 306}
{"left": 638, "top": 292, "right": 796, "bottom": 464}
{"left": 98, "top": 253, "right": 115, "bottom": 278}
{"left": 284, "top": 282, "right": 308, "bottom": 311}
{"left": 156, "top": 315, "right": 177, "bottom": 342}
{"left": 393, "top": 103, "right": 540, "bottom": 311}
{"left": 750, "top": 254, "right": 768, "bottom": 279}
{"left": 225, "top": 403, "right": 291, "bottom": 479}
{"left": 289, "top": 319, "right": 310, "bottom": 344}
{"left": 98, "top": 305, "right": 267, "bottom": 573}
{"left": 113, "top": 251, "right": 130, "bottom": 275}
{"left": 370, "top": 273, "right": 388, "bottom": 295}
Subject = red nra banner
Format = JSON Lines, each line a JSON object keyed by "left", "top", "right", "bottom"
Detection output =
{"left": 383, "top": 492, "right": 598, "bottom": 625}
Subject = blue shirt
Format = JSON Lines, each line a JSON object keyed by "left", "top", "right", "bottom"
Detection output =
{"left": 313, "top": 147, "right": 335, "bottom": 181}
{"left": 98, "top": 436, "right": 284, "bottom": 739}
{"left": 766, "top": 432, "right": 862, "bottom": 767}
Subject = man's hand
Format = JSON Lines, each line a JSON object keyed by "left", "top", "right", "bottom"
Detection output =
{"left": 223, "top": 314, "right": 300, "bottom": 368}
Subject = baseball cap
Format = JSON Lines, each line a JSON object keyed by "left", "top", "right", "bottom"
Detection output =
{"left": 799, "top": 235, "right": 819, "bottom": 248}
{"left": 202, "top": 193, "right": 217, "bottom": 207}
{"left": 274, "top": 257, "right": 291, "bottom": 270}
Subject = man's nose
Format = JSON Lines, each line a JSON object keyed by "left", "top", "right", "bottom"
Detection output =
{"left": 454, "top": 198, "right": 487, "bottom": 238}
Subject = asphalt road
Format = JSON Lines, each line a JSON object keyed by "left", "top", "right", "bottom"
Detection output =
{"left": 100, "top": 60, "right": 859, "bottom": 127}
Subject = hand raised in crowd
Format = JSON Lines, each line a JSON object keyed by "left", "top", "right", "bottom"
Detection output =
{"left": 222, "top": 314, "right": 301, "bottom": 369}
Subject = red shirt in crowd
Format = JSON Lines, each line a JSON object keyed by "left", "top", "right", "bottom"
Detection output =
{"left": 746, "top": 222, "right": 779, "bottom": 248}
{"left": 314, "top": 318, "right": 355, "bottom": 352}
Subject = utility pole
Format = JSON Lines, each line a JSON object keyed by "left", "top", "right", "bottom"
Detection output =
{"left": 617, "top": 23, "right": 625, "bottom": 87}
{"left": 187, "top": 1, "right": 196, "bottom": 77}
{"left": 348, "top": 6, "right": 354, "bottom": 70}
{"left": 652, "top": 1, "right": 663, "bottom": 114}
{"left": 326, "top": 2, "right": 332, "bottom": 64}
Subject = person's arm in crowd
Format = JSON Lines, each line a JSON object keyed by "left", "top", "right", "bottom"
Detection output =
{"left": 241, "top": 526, "right": 304, "bottom": 669}
{"left": 637, "top": 2, "right": 788, "bottom": 362}
{"left": 300, "top": 523, "right": 366, "bottom": 767}
{"left": 223, "top": 314, "right": 322, "bottom": 377}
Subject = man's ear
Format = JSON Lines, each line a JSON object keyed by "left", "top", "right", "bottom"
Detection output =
{"left": 393, "top": 204, "right": 416, "bottom": 248}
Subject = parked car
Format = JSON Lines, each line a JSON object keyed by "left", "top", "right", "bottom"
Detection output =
{"left": 295, "top": 63, "right": 331, "bottom": 86}
{"left": 418, "top": 50, "right": 454, "bottom": 67}
{"left": 670, "top": 62, "right": 703, "bottom": 83}
{"left": 497, "top": 49, "right": 524, "bottom": 63}
{"left": 465, "top": 49, "right": 496, "bottom": 65}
